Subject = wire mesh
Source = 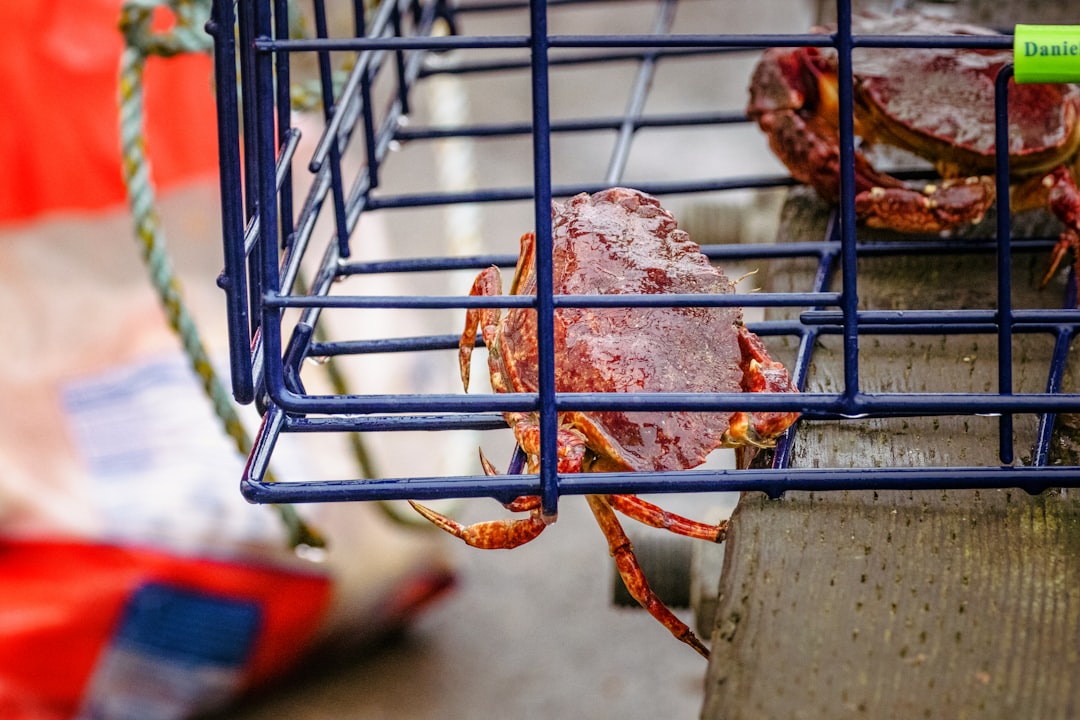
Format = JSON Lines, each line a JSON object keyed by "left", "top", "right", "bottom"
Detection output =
{"left": 208, "top": 0, "right": 1080, "bottom": 512}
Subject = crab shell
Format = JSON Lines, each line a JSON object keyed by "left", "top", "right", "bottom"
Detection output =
{"left": 850, "top": 14, "right": 1080, "bottom": 175}
{"left": 750, "top": 13, "right": 1080, "bottom": 183}
{"left": 462, "top": 187, "right": 799, "bottom": 473}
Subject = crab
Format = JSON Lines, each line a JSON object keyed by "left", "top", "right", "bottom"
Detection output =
{"left": 409, "top": 187, "right": 800, "bottom": 658}
{"left": 747, "top": 12, "right": 1080, "bottom": 288}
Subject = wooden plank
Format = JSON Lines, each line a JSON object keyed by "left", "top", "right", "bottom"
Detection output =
{"left": 701, "top": 188, "right": 1080, "bottom": 718}
{"left": 706, "top": 489, "right": 1080, "bottom": 718}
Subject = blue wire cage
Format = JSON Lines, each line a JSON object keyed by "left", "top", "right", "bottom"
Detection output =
{"left": 208, "top": 0, "right": 1080, "bottom": 517}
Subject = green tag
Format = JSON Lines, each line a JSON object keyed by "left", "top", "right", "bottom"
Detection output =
{"left": 1014, "top": 24, "right": 1080, "bottom": 83}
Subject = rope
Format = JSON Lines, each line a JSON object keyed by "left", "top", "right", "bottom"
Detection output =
{"left": 117, "top": 0, "right": 324, "bottom": 549}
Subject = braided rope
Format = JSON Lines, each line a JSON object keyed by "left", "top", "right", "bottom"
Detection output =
{"left": 118, "top": 0, "right": 324, "bottom": 548}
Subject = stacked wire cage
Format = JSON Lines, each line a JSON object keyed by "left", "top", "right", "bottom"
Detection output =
{"left": 207, "top": 0, "right": 1080, "bottom": 518}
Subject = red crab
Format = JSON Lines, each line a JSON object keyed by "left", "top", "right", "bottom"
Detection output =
{"left": 747, "top": 13, "right": 1080, "bottom": 287}
{"left": 409, "top": 187, "right": 800, "bottom": 658}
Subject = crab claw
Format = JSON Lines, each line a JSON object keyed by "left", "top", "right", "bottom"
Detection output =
{"left": 856, "top": 176, "right": 996, "bottom": 234}
{"left": 408, "top": 500, "right": 547, "bottom": 550}
{"left": 459, "top": 265, "right": 505, "bottom": 392}
{"left": 727, "top": 327, "right": 801, "bottom": 449}
{"left": 478, "top": 448, "right": 500, "bottom": 476}
{"left": 512, "top": 421, "right": 588, "bottom": 474}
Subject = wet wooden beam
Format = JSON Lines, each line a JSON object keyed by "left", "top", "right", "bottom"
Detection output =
{"left": 701, "top": 188, "right": 1080, "bottom": 718}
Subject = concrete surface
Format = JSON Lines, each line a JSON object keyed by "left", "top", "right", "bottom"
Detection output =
{"left": 223, "top": 494, "right": 733, "bottom": 720}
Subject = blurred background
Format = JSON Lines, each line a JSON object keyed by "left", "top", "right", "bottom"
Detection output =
{"left": 13, "top": 0, "right": 1043, "bottom": 717}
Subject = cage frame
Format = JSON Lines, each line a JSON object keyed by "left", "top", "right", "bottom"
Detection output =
{"left": 207, "top": 0, "right": 1080, "bottom": 516}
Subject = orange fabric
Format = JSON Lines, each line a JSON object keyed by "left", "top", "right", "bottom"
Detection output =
{"left": 0, "top": 0, "right": 218, "bottom": 223}
{"left": 0, "top": 539, "right": 332, "bottom": 719}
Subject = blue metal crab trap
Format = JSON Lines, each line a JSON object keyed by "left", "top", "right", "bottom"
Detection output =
{"left": 208, "top": 0, "right": 1080, "bottom": 518}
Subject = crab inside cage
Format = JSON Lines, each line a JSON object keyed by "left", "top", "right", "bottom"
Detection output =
{"left": 203, "top": 0, "right": 1080, "bottom": 682}
{"left": 198, "top": 0, "right": 1080, "bottom": 708}
{"left": 203, "top": 0, "right": 1080, "bottom": 660}
{"left": 206, "top": 0, "right": 1080, "bottom": 507}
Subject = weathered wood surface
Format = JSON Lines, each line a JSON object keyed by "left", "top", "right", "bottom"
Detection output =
{"left": 814, "top": 0, "right": 1075, "bottom": 24}
{"left": 701, "top": 188, "right": 1080, "bottom": 719}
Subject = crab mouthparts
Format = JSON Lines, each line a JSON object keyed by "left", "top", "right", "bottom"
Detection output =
{"left": 721, "top": 410, "right": 796, "bottom": 449}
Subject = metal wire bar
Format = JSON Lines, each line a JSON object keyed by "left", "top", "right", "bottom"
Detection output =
{"left": 255, "top": 31, "right": 1014, "bottom": 53}
{"left": 261, "top": 291, "right": 833, "bottom": 310}
{"left": 245, "top": 388, "right": 1080, "bottom": 421}
{"left": 602, "top": 0, "right": 675, "bottom": 184}
{"left": 329, "top": 236, "right": 1063, "bottom": 276}
{"left": 834, "top": 0, "right": 860, "bottom": 411}
{"left": 995, "top": 64, "right": 1016, "bottom": 464}
{"left": 528, "top": 0, "right": 559, "bottom": 517}
{"left": 311, "top": 0, "right": 353, "bottom": 258}
{"left": 207, "top": 0, "right": 253, "bottom": 402}
{"left": 243, "top": 464, "right": 1080, "bottom": 505}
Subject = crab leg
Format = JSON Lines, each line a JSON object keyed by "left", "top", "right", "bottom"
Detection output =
{"left": 749, "top": 49, "right": 911, "bottom": 202}
{"left": 508, "top": 231, "right": 537, "bottom": 295}
{"left": 1034, "top": 166, "right": 1080, "bottom": 287}
{"left": 586, "top": 494, "right": 710, "bottom": 659}
{"left": 513, "top": 421, "right": 588, "bottom": 474}
{"left": 409, "top": 445, "right": 552, "bottom": 549}
{"left": 1043, "top": 228, "right": 1080, "bottom": 290}
{"left": 459, "top": 265, "right": 505, "bottom": 392}
{"left": 408, "top": 500, "right": 547, "bottom": 549}
{"left": 608, "top": 495, "right": 727, "bottom": 543}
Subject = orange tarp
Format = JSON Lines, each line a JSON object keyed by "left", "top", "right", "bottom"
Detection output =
{"left": 1, "top": 1, "right": 219, "bottom": 222}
